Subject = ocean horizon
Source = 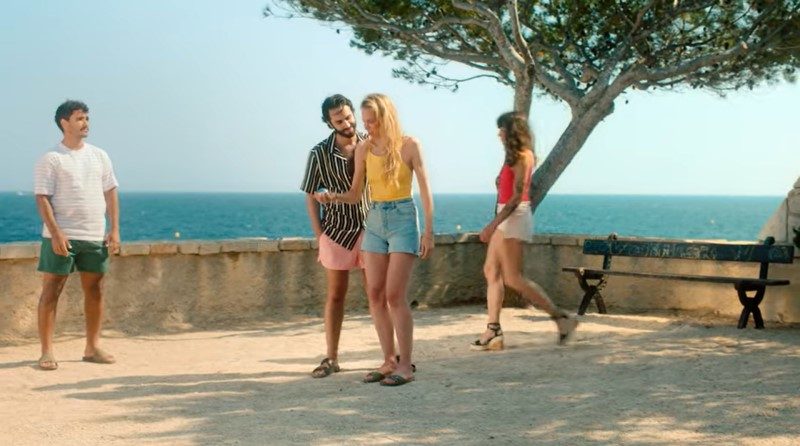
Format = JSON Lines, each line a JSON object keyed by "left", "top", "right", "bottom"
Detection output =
{"left": 0, "top": 191, "right": 782, "bottom": 243}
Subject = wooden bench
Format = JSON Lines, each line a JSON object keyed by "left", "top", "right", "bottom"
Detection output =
{"left": 562, "top": 235, "right": 794, "bottom": 329}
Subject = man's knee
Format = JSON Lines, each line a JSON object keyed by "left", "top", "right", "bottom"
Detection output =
{"left": 326, "top": 289, "right": 347, "bottom": 305}
{"left": 40, "top": 275, "right": 68, "bottom": 301}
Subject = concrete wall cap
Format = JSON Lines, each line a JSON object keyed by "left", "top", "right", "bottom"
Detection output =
{"left": 0, "top": 243, "right": 40, "bottom": 259}
{"left": 279, "top": 238, "right": 312, "bottom": 251}
{"left": 119, "top": 243, "right": 151, "bottom": 256}
{"left": 149, "top": 243, "right": 179, "bottom": 255}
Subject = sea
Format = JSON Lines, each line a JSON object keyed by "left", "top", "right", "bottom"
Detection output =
{"left": 0, "top": 192, "right": 782, "bottom": 243}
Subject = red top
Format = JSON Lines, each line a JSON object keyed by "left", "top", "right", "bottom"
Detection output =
{"left": 497, "top": 163, "right": 532, "bottom": 204}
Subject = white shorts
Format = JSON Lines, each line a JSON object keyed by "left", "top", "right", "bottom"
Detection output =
{"left": 496, "top": 202, "right": 533, "bottom": 242}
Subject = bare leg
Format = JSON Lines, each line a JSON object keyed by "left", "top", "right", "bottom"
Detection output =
{"left": 323, "top": 269, "right": 349, "bottom": 360}
{"left": 478, "top": 230, "right": 505, "bottom": 344}
{"left": 497, "top": 235, "right": 559, "bottom": 316}
{"left": 38, "top": 273, "right": 69, "bottom": 367}
{"left": 363, "top": 252, "right": 396, "bottom": 375}
{"left": 80, "top": 272, "right": 109, "bottom": 358}
{"left": 384, "top": 252, "right": 416, "bottom": 379}
{"left": 498, "top": 233, "right": 578, "bottom": 343}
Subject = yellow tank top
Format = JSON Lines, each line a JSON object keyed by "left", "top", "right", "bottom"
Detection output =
{"left": 366, "top": 148, "right": 413, "bottom": 201}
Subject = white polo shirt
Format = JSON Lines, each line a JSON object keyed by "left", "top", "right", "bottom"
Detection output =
{"left": 34, "top": 142, "right": 119, "bottom": 241}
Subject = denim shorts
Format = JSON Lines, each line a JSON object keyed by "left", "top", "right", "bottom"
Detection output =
{"left": 362, "top": 198, "right": 420, "bottom": 255}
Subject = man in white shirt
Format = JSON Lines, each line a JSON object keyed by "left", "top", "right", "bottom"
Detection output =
{"left": 34, "top": 100, "right": 120, "bottom": 371}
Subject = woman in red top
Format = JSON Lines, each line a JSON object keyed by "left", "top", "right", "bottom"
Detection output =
{"left": 470, "top": 112, "right": 578, "bottom": 350}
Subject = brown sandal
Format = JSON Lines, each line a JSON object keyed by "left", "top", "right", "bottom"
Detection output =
{"left": 311, "top": 358, "right": 340, "bottom": 378}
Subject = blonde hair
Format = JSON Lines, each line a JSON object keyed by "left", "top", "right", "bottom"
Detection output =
{"left": 361, "top": 93, "right": 403, "bottom": 187}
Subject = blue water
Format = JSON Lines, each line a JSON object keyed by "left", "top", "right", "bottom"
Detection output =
{"left": 0, "top": 192, "right": 781, "bottom": 243}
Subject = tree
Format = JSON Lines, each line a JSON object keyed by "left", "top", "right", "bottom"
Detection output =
{"left": 264, "top": 1, "right": 800, "bottom": 208}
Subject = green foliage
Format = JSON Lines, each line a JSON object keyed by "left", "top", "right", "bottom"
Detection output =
{"left": 266, "top": 1, "right": 800, "bottom": 97}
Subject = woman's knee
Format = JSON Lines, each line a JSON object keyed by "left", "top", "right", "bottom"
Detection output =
{"left": 483, "top": 262, "right": 502, "bottom": 283}
{"left": 502, "top": 273, "right": 527, "bottom": 292}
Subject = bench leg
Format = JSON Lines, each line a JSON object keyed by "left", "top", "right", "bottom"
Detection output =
{"left": 575, "top": 275, "right": 608, "bottom": 316}
{"left": 578, "top": 286, "right": 596, "bottom": 315}
{"left": 735, "top": 285, "right": 766, "bottom": 329}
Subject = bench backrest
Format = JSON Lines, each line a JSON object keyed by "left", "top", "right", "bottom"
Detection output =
{"left": 583, "top": 239, "right": 795, "bottom": 264}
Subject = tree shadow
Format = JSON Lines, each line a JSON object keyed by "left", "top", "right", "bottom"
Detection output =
{"left": 27, "top": 311, "right": 800, "bottom": 445}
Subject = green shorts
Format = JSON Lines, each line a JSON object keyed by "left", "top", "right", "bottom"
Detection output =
{"left": 38, "top": 238, "right": 110, "bottom": 275}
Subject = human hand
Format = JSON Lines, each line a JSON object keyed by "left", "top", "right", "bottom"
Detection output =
{"left": 479, "top": 224, "right": 496, "bottom": 243}
{"left": 105, "top": 229, "right": 121, "bottom": 254}
{"left": 51, "top": 231, "right": 72, "bottom": 257}
{"left": 419, "top": 233, "right": 434, "bottom": 259}
{"left": 313, "top": 190, "right": 334, "bottom": 204}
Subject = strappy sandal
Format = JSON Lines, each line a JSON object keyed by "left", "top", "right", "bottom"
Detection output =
{"left": 364, "top": 356, "right": 417, "bottom": 383}
{"left": 311, "top": 358, "right": 340, "bottom": 378}
{"left": 380, "top": 374, "right": 415, "bottom": 387}
{"left": 38, "top": 352, "right": 58, "bottom": 371}
{"left": 553, "top": 313, "right": 579, "bottom": 345}
{"left": 470, "top": 322, "right": 504, "bottom": 351}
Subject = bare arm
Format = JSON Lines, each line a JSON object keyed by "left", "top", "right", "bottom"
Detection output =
{"left": 304, "top": 193, "right": 323, "bottom": 238}
{"left": 324, "top": 141, "right": 367, "bottom": 204}
{"left": 407, "top": 137, "right": 435, "bottom": 259}
{"left": 480, "top": 152, "right": 532, "bottom": 243}
{"left": 104, "top": 187, "right": 121, "bottom": 253}
{"left": 35, "top": 194, "right": 70, "bottom": 256}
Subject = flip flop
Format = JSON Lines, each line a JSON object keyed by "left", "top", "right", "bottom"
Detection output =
{"left": 38, "top": 353, "right": 58, "bottom": 371}
{"left": 311, "top": 358, "right": 340, "bottom": 378}
{"left": 82, "top": 348, "right": 116, "bottom": 364}
{"left": 363, "top": 371, "right": 388, "bottom": 383}
{"left": 379, "top": 374, "right": 415, "bottom": 387}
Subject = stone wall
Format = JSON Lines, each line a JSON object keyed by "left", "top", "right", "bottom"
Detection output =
{"left": 1, "top": 234, "right": 798, "bottom": 343}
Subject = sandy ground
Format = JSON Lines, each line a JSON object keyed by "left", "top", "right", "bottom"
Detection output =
{"left": 1, "top": 305, "right": 799, "bottom": 446}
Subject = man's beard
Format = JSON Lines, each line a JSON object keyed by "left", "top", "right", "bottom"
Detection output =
{"left": 336, "top": 127, "right": 356, "bottom": 138}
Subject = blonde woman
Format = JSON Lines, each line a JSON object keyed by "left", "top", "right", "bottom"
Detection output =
{"left": 470, "top": 111, "right": 577, "bottom": 351}
{"left": 318, "top": 93, "right": 433, "bottom": 386}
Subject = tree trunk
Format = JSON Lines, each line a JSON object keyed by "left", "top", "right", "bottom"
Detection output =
{"left": 529, "top": 99, "right": 615, "bottom": 210}
{"left": 513, "top": 73, "right": 533, "bottom": 115}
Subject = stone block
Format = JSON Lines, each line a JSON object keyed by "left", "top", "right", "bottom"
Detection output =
{"left": 279, "top": 238, "right": 311, "bottom": 251}
{"left": 256, "top": 240, "right": 281, "bottom": 252}
{"left": 0, "top": 243, "right": 40, "bottom": 259}
{"left": 119, "top": 243, "right": 150, "bottom": 256}
{"left": 149, "top": 243, "right": 178, "bottom": 255}
{"left": 434, "top": 234, "right": 456, "bottom": 245}
{"left": 550, "top": 236, "right": 579, "bottom": 246}
{"left": 198, "top": 242, "right": 221, "bottom": 255}
{"left": 454, "top": 233, "right": 481, "bottom": 244}
{"left": 221, "top": 240, "right": 260, "bottom": 253}
{"left": 529, "top": 235, "right": 552, "bottom": 245}
{"left": 177, "top": 242, "right": 200, "bottom": 254}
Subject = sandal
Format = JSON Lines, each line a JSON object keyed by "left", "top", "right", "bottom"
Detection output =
{"left": 469, "top": 322, "right": 504, "bottom": 351}
{"left": 380, "top": 374, "right": 415, "bottom": 387}
{"left": 363, "top": 370, "right": 388, "bottom": 383}
{"left": 82, "top": 348, "right": 116, "bottom": 364}
{"left": 311, "top": 358, "right": 340, "bottom": 378}
{"left": 553, "top": 313, "right": 578, "bottom": 345}
{"left": 38, "top": 352, "right": 58, "bottom": 371}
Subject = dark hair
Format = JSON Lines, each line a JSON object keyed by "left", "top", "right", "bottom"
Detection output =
{"left": 496, "top": 111, "right": 534, "bottom": 166}
{"left": 55, "top": 100, "right": 89, "bottom": 132}
{"left": 321, "top": 94, "right": 353, "bottom": 124}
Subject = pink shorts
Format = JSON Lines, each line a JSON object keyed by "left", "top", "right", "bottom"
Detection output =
{"left": 318, "top": 233, "right": 364, "bottom": 271}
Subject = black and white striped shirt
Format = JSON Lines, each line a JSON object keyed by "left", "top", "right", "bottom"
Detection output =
{"left": 300, "top": 132, "right": 369, "bottom": 250}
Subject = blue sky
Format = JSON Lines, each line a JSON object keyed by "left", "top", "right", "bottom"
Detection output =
{"left": 1, "top": 0, "right": 797, "bottom": 196}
